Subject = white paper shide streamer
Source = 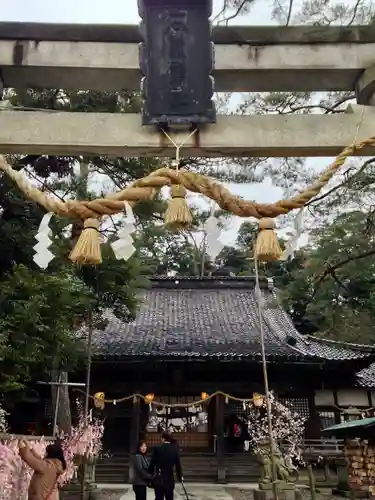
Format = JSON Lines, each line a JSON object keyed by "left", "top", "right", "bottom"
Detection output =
{"left": 33, "top": 212, "right": 55, "bottom": 269}
{"left": 280, "top": 208, "right": 304, "bottom": 261}
{"left": 203, "top": 214, "right": 225, "bottom": 260}
{"left": 254, "top": 283, "right": 266, "bottom": 308}
{"left": 111, "top": 202, "right": 136, "bottom": 261}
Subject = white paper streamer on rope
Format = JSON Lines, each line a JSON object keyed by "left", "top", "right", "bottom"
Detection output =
{"left": 110, "top": 201, "right": 136, "bottom": 261}
{"left": 254, "top": 283, "right": 266, "bottom": 308}
{"left": 203, "top": 206, "right": 225, "bottom": 260}
{"left": 33, "top": 212, "right": 55, "bottom": 269}
{"left": 280, "top": 208, "right": 304, "bottom": 261}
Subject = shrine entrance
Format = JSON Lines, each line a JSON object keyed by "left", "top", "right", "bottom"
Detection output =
{"left": 144, "top": 395, "right": 212, "bottom": 451}
{"left": 101, "top": 399, "right": 133, "bottom": 454}
{"left": 224, "top": 401, "right": 251, "bottom": 454}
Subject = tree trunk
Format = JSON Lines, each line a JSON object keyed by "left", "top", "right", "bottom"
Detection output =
{"left": 51, "top": 359, "right": 72, "bottom": 435}
{"left": 51, "top": 162, "right": 90, "bottom": 436}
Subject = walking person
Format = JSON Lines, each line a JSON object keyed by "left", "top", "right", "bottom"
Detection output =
{"left": 18, "top": 439, "right": 66, "bottom": 500}
{"left": 149, "top": 431, "right": 183, "bottom": 500}
{"left": 132, "top": 440, "right": 153, "bottom": 500}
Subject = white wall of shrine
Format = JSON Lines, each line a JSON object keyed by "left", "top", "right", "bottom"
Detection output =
{"left": 314, "top": 389, "right": 373, "bottom": 429}
{"left": 315, "top": 389, "right": 371, "bottom": 408}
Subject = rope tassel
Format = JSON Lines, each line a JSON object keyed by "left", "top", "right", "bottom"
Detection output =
{"left": 164, "top": 184, "right": 192, "bottom": 231}
{"left": 69, "top": 218, "right": 102, "bottom": 265}
{"left": 254, "top": 218, "right": 282, "bottom": 262}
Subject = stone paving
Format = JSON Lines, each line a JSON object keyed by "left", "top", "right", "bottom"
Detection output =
{"left": 118, "top": 485, "right": 235, "bottom": 500}
{"left": 99, "top": 486, "right": 338, "bottom": 500}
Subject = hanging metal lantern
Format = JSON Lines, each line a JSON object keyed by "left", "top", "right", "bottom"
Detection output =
{"left": 138, "top": 0, "right": 216, "bottom": 127}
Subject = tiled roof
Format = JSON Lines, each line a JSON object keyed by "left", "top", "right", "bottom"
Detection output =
{"left": 91, "top": 277, "right": 375, "bottom": 363}
{"left": 357, "top": 364, "right": 375, "bottom": 388}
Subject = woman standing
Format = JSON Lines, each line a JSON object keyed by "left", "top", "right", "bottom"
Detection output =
{"left": 132, "top": 440, "right": 153, "bottom": 500}
{"left": 18, "top": 439, "right": 66, "bottom": 500}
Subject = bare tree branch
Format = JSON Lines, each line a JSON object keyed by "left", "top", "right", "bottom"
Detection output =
{"left": 212, "top": 0, "right": 229, "bottom": 22}
{"left": 218, "top": 0, "right": 252, "bottom": 24}
{"left": 306, "top": 157, "right": 375, "bottom": 207}
{"left": 309, "top": 248, "right": 375, "bottom": 304}
{"left": 23, "top": 167, "right": 67, "bottom": 203}
{"left": 285, "top": 0, "right": 295, "bottom": 25}
{"left": 347, "top": 0, "right": 362, "bottom": 25}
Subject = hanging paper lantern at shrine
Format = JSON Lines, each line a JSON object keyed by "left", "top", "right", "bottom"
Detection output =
{"left": 145, "top": 393, "right": 154, "bottom": 404}
{"left": 252, "top": 392, "right": 264, "bottom": 408}
{"left": 94, "top": 392, "right": 105, "bottom": 410}
{"left": 201, "top": 392, "right": 209, "bottom": 401}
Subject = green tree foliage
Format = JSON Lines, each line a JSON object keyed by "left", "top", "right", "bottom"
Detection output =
{"left": 214, "top": 220, "right": 297, "bottom": 283}
{"left": 0, "top": 266, "right": 92, "bottom": 392}
{"left": 135, "top": 221, "right": 203, "bottom": 276}
{"left": 134, "top": 214, "right": 300, "bottom": 283}
{"left": 282, "top": 211, "right": 375, "bottom": 343}
{"left": 0, "top": 89, "right": 152, "bottom": 400}
{"left": 0, "top": 179, "right": 142, "bottom": 397}
{"left": 134, "top": 208, "right": 216, "bottom": 276}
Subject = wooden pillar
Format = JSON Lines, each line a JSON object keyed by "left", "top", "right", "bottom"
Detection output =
{"left": 216, "top": 394, "right": 226, "bottom": 483}
{"left": 367, "top": 389, "right": 372, "bottom": 408}
{"left": 128, "top": 395, "right": 141, "bottom": 483}
{"left": 305, "top": 391, "right": 319, "bottom": 439}
{"left": 333, "top": 390, "right": 341, "bottom": 424}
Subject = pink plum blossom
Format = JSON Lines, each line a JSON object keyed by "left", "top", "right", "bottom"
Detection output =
{"left": 0, "top": 401, "right": 104, "bottom": 500}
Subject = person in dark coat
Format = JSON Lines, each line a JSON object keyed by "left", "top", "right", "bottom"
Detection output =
{"left": 149, "top": 431, "right": 183, "bottom": 500}
{"left": 132, "top": 441, "right": 153, "bottom": 500}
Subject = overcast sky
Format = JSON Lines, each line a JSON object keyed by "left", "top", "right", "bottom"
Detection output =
{"left": 2, "top": 0, "right": 327, "bottom": 245}
{"left": 1, "top": 0, "right": 276, "bottom": 24}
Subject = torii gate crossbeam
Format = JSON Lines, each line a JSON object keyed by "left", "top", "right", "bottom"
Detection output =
{"left": 0, "top": 105, "right": 374, "bottom": 158}
{"left": 0, "top": 24, "right": 375, "bottom": 99}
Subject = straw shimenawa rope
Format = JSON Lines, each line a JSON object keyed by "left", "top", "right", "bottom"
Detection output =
{"left": 84, "top": 389, "right": 263, "bottom": 407}
{"left": 1, "top": 134, "right": 374, "bottom": 262}
{"left": 1, "top": 138, "right": 374, "bottom": 220}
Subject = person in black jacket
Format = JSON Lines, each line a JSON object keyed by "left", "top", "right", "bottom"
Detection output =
{"left": 149, "top": 431, "right": 183, "bottom": 500}
{"left": 132, "top": 441, "right": 153, "bottom": 500}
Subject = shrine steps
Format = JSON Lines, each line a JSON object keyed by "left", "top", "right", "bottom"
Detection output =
{"left": 225, "top": 453, "right": 262, "bottom": 482}
{"left": 95, "top": 452, "right": 130, "bottom": 484}
{"left": 95, "top": 452, "right": 261, "bottom": 484}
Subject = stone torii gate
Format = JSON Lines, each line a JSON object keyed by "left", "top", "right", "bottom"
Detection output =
{"left": 1, "top": 20, "right": 375, "bottom": 157}
{"left": 1, "top": 4, "right": 375, "bottom": 497}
